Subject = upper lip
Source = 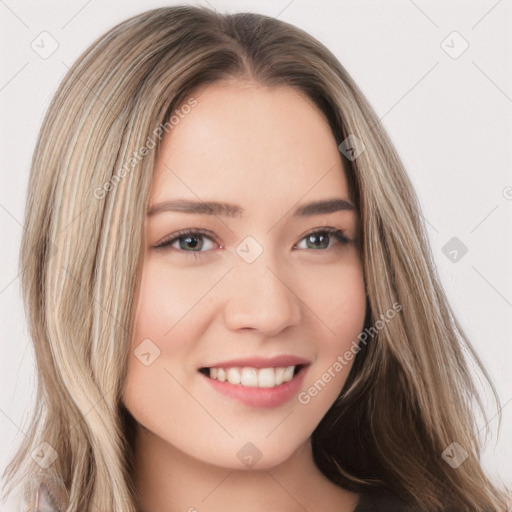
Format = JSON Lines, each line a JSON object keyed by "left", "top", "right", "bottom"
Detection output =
{"left": 200, "top": 355, "right": 311, "bottom": 369}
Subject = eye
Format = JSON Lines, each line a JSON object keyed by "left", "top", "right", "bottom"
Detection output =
{"left": 153, "top": 228, "right": 219, "bottom": 257}
{"left": 294, "top": 227, "right": 351, "bottom": 251}
{"left": 153, "top": 226, "right": 351, "bottom": 257}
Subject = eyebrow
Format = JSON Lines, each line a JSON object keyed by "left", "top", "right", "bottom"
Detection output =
{"left": 147, "top": 197, "right": 356, "bottom": 218}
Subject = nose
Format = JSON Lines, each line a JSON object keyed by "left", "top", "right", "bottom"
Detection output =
{"left": 222, "top": 254, "right": 302, "bottom": 336}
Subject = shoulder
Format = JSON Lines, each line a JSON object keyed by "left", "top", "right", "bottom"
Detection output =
{"left": 353, "top": 491, "right": 413, "bottom": 512}
{"left": 27, "top": 481, "right": 62, "bottom": 512}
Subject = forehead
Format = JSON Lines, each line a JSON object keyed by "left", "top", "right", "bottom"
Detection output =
{"left": 150, "top": 81, "right": 349, "bottom": 216}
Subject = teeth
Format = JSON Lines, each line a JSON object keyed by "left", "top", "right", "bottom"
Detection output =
{"left": 240, "top": 367, "right": 258, "bottom": 387}
{"left": 258, "top": 368, "right": 275, "bottom": 387}
{"left": 226, "top": 368, "right": 241, "bottom": 385}
{"left": 274, "top": 367, "right": 286, "bottom": 386}
{"left": 282, "top": 365, "right": 295, "bottom": 382}
{"left": 206, "top": 366, "right": 297, "bottom": 387}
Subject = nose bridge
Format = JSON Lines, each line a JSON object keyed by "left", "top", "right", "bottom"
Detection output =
{"left": 222, "top": 245, "right": 302, "bottom": 334}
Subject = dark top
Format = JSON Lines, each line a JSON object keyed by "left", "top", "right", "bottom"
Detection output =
{"left": 32, "top": 482, "right": 413, "bottom": 512}
{"left": 353, "top": 492, "right": 412, "bottom": 511}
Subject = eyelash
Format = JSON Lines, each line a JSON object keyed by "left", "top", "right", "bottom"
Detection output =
{"left": 153, "top": 227, "right": 351, "bottom": 259}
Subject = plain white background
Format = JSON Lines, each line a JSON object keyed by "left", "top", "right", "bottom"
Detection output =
{"left": 1, "top": 0, "right": 511, "bottom": 510}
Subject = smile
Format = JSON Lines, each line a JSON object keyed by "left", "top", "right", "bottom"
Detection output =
{"left": 198, "top": 363, "right": 310, "bottom": 408}
{"left": 199, "top": 365, "right": 303, "bottom": 388}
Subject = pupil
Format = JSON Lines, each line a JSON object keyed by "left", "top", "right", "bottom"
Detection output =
{"left": 308, "top": 233, "right": 328, "bottom": 249}
{"left": 180, "top": 235, "right": 202, "bottom": 251}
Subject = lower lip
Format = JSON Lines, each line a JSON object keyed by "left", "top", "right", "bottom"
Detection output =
{"left": 199, "top": 366, "right": 309, "bottom": 409}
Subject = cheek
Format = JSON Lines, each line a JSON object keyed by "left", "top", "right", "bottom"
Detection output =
{"left": 133, "top": 260, "right": 205, "bottom": 335}
{"left": 301, "top": 254, "right": 366, "bottom": 340}
{"left": 297, "top": 259, "right": 366, "bottom": 411}
{"left": 131, "top": 256, "right": 230, "bottom": 348}
{"left": 122, "top": 259, "right": 216, "bottom": 450}
{"left": 124, "top": 255, "right": 231, "bottom": 418}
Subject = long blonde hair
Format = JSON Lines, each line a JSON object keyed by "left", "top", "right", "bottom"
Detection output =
{"left": 2, "top": 5, "right": 509, "bottom": 511}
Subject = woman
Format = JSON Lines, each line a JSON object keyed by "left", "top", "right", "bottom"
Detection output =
{"left": 1, "top": 5, "right": 509, "bottom": 512}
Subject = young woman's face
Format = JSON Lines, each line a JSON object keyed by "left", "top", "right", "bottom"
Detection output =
{"left": 123, "top": 80, "right": 367, "bottom": 469}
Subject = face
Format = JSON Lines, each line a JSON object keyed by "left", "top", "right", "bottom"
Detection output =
{"left": 123, "top": 80, "right": 367, "bottom": 469}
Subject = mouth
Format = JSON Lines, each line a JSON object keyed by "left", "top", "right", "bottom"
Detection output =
{"left": 198, "top": 363, "right": 310, "bottom": 408}
{"left": 198, "top": 364, "right": 305, "bottom": 388}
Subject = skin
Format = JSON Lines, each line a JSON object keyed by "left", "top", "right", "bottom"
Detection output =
{"left": 122, "top": 80, "right": 367, "bottom": 512}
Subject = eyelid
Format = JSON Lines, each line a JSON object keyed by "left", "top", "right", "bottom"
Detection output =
{"left": 154, "top": 228, "right": 221, "bottom": 250}
{"left": 294, "top": 226, "right": 351, "bottom": 249}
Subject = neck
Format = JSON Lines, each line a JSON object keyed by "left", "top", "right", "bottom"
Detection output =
{"left": 133, "top": 424, "right": 358, "bottom": 512}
